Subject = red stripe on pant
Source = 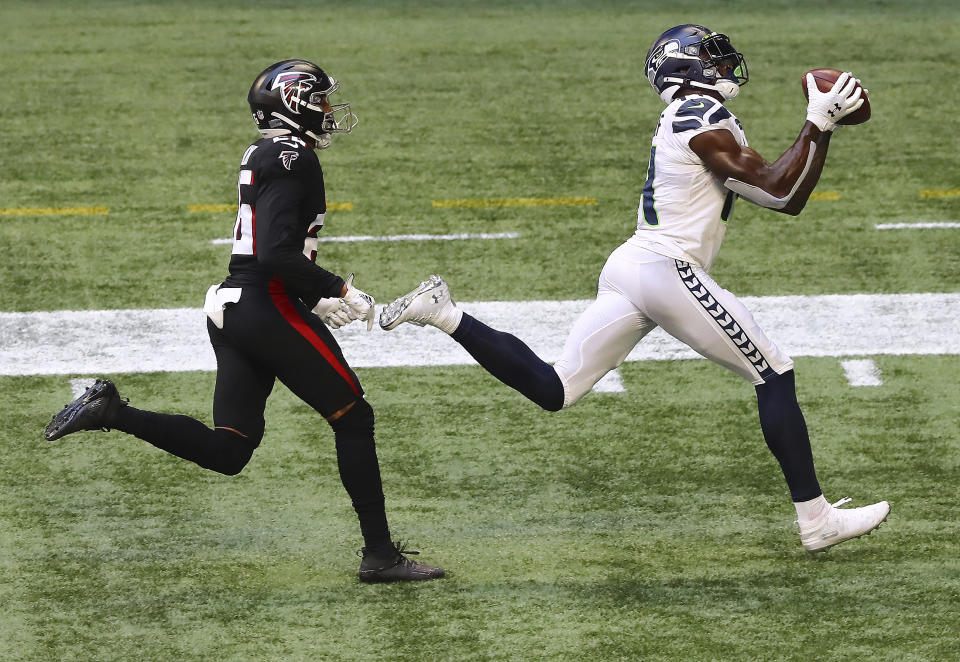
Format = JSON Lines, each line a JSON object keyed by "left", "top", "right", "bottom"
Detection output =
{"left": 268, "top": 280, "right": 360, "bottom": 396}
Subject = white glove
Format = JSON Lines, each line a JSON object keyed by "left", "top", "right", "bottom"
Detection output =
{"left": 805, "top": 71, "right": 863, "bottom": 132}
{"left": 312, "top": 297, "right": 353, "bottom": 329}
{"left": 341, "top": 273, "right": 376, "bottom": 331}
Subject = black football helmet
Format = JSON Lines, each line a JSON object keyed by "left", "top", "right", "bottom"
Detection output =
{"left": 645, "top": 24, "right": 748, "bottom": 103}
{"left": 248, "top": 59, "right": 358, "bottom": 149}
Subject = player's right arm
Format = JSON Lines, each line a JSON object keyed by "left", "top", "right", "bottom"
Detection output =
{"left": 691, "top": 123, "right": 829, "bottom": 216}
{"left": 690, "top": 72, "right": 863, "bottom": 216}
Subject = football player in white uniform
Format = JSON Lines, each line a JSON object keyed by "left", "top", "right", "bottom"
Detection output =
{"left": 380, "top": 24, "right": 889, "bottom": 553}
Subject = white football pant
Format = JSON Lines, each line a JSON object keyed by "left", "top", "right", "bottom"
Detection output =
{"left": 552, "top": 243, "right": 794, "bottom": 407}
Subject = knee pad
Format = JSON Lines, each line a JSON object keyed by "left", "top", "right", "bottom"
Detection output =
{"left": 212, "top": 428, "right": 256, "bottom": 476}
{"left": 239, "top": 420, "right": 265, "bottom": 447}
{"left": 329, "top": 398, "right": 375, "bottom": 435}
{"left": 214, "top": 418, "right": 264, "bottom": 448}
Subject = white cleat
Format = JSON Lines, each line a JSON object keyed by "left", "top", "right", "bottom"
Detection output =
{"left": 798, "top": 497, "right": 891, "bottom": 552}
{"left": 378, "top": 274, "right": 463, "bottom": 333}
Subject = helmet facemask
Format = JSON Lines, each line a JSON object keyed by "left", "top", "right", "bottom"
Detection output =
{"left": 696, "top": 33, "right": 748, "bottom": 99}
{"left": 304, "top": 78, "right": 359, "bottom": 146}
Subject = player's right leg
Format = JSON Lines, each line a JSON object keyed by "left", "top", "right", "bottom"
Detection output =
{"left": 45, "top": 321, "right": 270, "bottom": 476}
{"left": 45, "top": 379, "right": 127, "bottom": 441}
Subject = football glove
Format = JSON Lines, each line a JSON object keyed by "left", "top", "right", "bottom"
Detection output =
{"left": 312, "top": 297, "right": 353, "bottom": 329}
{"left": 805, "top": 71, "right": 864, "bottom": 132}
{"left": 341, "top": 273, "right": 376, "bottom": 331}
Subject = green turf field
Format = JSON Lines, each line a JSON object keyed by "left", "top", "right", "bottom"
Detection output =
{"left": 2, "top": 0, "right": 959, "bottom": 660}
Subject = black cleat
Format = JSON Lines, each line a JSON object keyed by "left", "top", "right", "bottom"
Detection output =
{"left": 357, "top": 542, "right": 446, "bottom": 583}
{"left": 44, "top": 379, "right": 127, "bottom": 441}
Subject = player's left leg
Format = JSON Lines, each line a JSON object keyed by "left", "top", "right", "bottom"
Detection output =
{"left": 640, "top": 259, "right": 889, "bottom": 550}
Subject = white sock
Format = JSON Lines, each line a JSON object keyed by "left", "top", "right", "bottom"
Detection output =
{"left": 794, "top": 494, "right": 830, "bottom": 523}
{"left": 437, "top": 306, "right": 463, "bottom": 335}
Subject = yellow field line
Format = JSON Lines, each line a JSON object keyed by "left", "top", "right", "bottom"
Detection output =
{"left": 0, "top": 206, "right": 109, "bottom": 216}
{"left": 920, "top": 189, "right": 960, "bottom": 199}
{"left": 189, "top": 202, "right": 353, "bottom": 212}
{"left": 809, "top": 191, "right": 840, "bottom": 201}
{"left": 432, "top": 196, "right": 597, "bottom": 208}
{"left": 188, "top": 204, "right": 233, "bottom": 213}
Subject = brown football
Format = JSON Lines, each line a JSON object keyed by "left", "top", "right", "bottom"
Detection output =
{"left": 801, "top": 67, "right": 871, "bottom": 125}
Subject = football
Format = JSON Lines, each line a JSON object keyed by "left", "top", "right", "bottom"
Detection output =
{"left": 801, "top": 67, "right": 871, "bottom": 125}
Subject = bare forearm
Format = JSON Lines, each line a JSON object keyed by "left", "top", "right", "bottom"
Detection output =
{"left": 699, "top": 122, "right": 831, "bottom": 215}
{"left": 773, "top": 122, "right": 832, "bottom": 215}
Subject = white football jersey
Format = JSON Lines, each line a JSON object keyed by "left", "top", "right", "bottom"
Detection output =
{"left": 628, "top": 94, "right": 747, "bottom": 271}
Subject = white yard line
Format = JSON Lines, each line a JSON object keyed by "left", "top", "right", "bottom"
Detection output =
{"left": 209, "top": 232, "right": 520, "bottom": 245}
{"left": 1, "top": 293, "right": 958, "bottom": 376}
{"left": 840, "top": 359, "right": 883, "bottom": 386}
{"left": 875, "top": 222, "right": 960, "bottom": 230}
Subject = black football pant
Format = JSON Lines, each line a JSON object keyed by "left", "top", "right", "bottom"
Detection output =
{"left": 112, "top": 281, "right": 392, "bottom": 551}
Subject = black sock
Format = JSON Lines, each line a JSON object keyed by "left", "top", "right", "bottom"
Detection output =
{"left": 450, "top": 313, "right": 564, "bottom": 411}
{"left": 755, "top": 370, "right": 822, "bottom": 502}
{"left": 112, "top": 406, "right": 255, "bottom": 476}
{"left": 330, "top": 400, "right": 393, "bottom": 553}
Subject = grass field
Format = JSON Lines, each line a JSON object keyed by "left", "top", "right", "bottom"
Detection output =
{"left": 1, "top": 0, "right": 959, "bottom": 660}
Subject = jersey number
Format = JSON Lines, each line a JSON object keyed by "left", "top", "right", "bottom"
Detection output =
{"left": 721, "top": 190, "right": 735, "bottom": 223}
{"left": 232, "top": 145, "right": 258, "bottom": 255}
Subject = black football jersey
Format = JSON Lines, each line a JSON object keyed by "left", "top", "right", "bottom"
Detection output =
{"left": 222, "top": 134, "right": 344, "bottom": 306}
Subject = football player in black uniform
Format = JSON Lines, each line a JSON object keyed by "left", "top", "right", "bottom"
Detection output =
{"left": 44, "top": 59, "right": 444, "bottom": 583}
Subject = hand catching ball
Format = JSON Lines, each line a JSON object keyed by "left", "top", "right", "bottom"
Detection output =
{"left": 802, "top": 68, "right": 871, "bottom": 125}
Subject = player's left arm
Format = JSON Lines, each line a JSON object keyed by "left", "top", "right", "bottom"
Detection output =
{"left": 690, "top": 125, "right": 831, "bottom": 216}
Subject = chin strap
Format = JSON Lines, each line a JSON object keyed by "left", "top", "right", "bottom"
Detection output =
{"left": 714, "top": 80, "right": 740, "bottom": 99}
{"left": 661, "top": 78, "right": 740, "bottom": 102}
{"left": 260, "top": 114, "right": 332, "bottom": 149}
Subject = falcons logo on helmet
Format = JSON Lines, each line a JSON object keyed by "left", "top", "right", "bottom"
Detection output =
{"left": 271, "top": 71, "right": 317, "bottom": 115}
